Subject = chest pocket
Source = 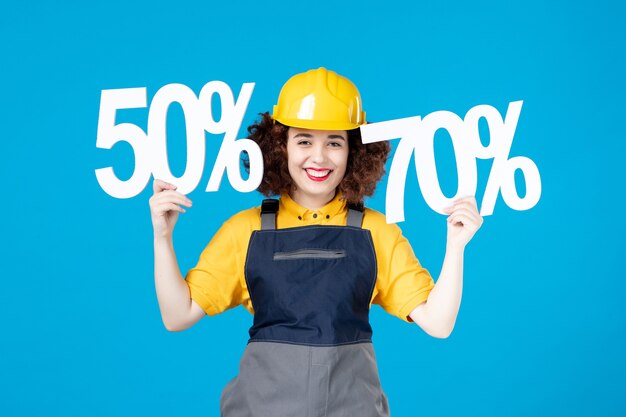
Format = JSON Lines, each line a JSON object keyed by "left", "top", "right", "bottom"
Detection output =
{"left": 273, "top": 249, "right": 347, "bottom": 261}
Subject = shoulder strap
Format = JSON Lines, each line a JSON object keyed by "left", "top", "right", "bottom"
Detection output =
{"left": 260, "top": 199, "right": 279, "bottom": 230}
{"left": 262, "top": 199, "right": 363, "bottom": 229}
{"left": 346, "top": 202, "right": 364, "bottom": 228}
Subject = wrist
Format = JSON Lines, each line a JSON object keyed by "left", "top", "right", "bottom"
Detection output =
{"left": 154, "top": 234, "right": 174, "bottom": 247}
{"left": 445, "top": 242, "right": 465, "bottom": 255}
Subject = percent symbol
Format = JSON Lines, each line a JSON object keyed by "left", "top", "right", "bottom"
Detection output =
{"left": 465, "top": 101, "right": 542, "bottom": 216}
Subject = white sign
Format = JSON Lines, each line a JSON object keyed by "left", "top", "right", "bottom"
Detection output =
{"left": 95, "top": 81, "right": 263, "bottom": 198}
{"left": 96, "top": 82, "right": 541, "bottom": 223}
{"left": 361, "top": 101, "right": 541, "bottom": 222}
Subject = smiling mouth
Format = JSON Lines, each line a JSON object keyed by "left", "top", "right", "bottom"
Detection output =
{"left": 305, "top": 168, "right": 332, "bottom": 182}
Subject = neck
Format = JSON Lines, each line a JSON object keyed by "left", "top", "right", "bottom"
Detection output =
{"left": 289, "top": 189, "right": 336, "bottom": 210}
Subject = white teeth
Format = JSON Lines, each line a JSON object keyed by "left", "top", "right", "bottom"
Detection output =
{"left": 306, "top": 169, "right": 330, "bottom": 178}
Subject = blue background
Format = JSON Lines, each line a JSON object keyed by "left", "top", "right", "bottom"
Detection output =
{"left": 2, "top": 1, "right": 624, "bottom": 416}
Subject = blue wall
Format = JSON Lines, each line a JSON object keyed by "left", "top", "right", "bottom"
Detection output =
{"left": 2, "top": 1, "right": 624, "bottom": 416}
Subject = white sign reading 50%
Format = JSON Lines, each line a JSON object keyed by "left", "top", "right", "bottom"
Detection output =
{"left": 96, "top": 81, "right": 263, "bottom": 198}
{"left": 361, "top": 101, "right": 542, "bottom": 223}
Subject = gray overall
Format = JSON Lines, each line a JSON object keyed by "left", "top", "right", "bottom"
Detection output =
{"left": 220, "top": 200, "right": 390, "bottom": 417}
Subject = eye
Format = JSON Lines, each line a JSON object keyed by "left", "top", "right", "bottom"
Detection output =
{"left": 297, "top": 139, "right": 312, "bottom": 146}
{"left": 328, "top": 141, "right": 344, "bottom": 148}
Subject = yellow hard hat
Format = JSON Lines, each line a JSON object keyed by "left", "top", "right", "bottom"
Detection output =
{"left": 272, "top": 67, "right": 366, "bottom": 130}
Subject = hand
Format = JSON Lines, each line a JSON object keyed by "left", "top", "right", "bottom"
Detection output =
{"left": 149, "top": 179, "right": 193, "bottom": 239}
{"left": 442, "top": 196, "right": 483, "bottom": 250}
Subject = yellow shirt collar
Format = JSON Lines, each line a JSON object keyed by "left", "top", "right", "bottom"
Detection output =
{"left": 279, "top": 193, "right": 347, "bottom": 223}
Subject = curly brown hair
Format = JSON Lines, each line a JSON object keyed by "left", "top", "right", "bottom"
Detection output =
{"left": 243, "top": 112, "right": 390, "bottom": 205}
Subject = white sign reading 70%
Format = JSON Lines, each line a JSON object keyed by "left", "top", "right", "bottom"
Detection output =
{"left": 362, "top": 101, "right": 541, "bottom": 222}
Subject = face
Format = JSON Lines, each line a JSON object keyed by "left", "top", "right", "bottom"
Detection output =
{"left": 286, "top": 127, "right": 349, "bottom": 209}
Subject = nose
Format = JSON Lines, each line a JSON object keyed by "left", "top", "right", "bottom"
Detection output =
{"left": 310, "top": 142, "right": 327, "bottom": 164}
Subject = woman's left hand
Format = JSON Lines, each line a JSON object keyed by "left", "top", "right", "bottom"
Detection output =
{"left": 442, "top": 196, "right": 483, "bottom": 250}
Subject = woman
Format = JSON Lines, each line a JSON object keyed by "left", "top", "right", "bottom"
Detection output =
{"left": 149, "top": 68, "right": 483, "bottom": 416}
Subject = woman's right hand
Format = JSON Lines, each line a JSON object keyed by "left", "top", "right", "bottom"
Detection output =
{"left": 149, "top": 179, "right": 193, "bottom": 239}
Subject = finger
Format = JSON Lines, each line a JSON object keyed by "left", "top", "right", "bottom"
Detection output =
{"left": 450, "top": 203, "right": 480, "bottom": 218}
{"left": 161, "top": 190, "right": 191, "bottom": 206}
{"left": 444, "top": 202, "right": 470, "bottom": 212}
{"left": 153, "top": 178, "right": 177, "bottom": 193}
{"left": 452, "top": 200, "right": 478, "bottom": 210}
{"left": 447, "top": 207, "right": 477, "bottom": 221}
{"left": 453, "top": 196, "right": 477, "bottom": 205}
{"left": 444, "top": 197, "right": 477, "bottom": 211}
{"left": 448, "top": 212, "right": 472, "bottom": 223}
{"left": 151, "top": 190, "right": 192, "bottom": 207}
{"left": 453, "top": 206, "right": 481, "bottom": 221}
{"left": 151, "top": 197, "right": 192, "bottom": 212}
{"left": 154, "top": 202, "right": 186, "bottom": 215}
{"left": 447, "top": 213, "right": 478, "bottom": 227}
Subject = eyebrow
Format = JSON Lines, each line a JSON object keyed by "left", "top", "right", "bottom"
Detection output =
{"left": 293, "top": 133, "right": 346, "bottom": 140}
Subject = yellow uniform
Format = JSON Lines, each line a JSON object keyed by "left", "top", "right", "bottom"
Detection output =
{"left": 186, "top": 193, "right": 434, "bottom": 322}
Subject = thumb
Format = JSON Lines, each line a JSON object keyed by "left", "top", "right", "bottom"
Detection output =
{"left": 153, "top": 178, "right": 177, "bottom": 193}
